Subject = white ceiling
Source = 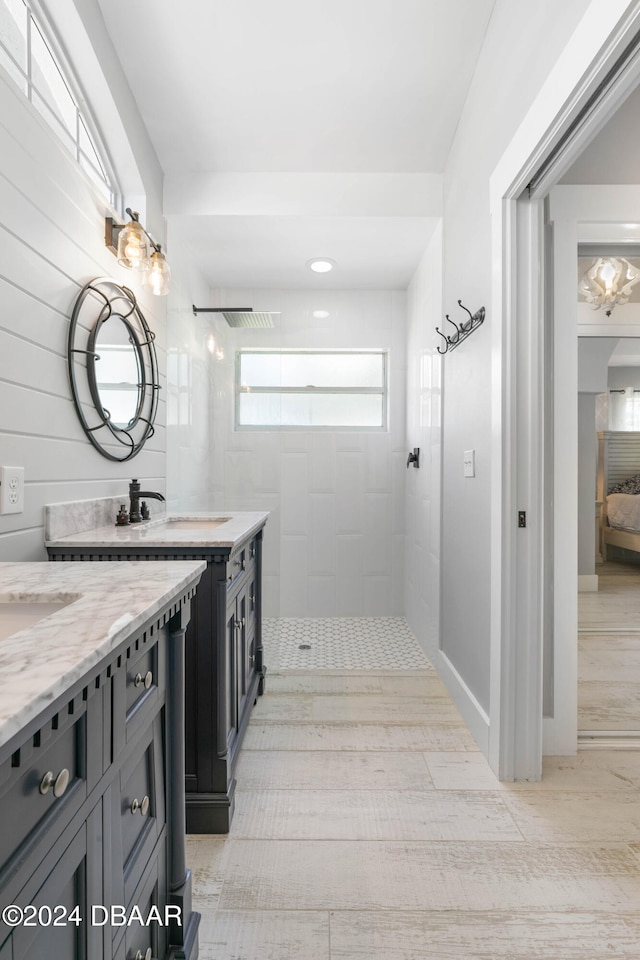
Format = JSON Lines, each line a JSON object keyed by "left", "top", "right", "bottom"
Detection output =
{"left": 97, "top": 0, "right": 495, "bottom": 289}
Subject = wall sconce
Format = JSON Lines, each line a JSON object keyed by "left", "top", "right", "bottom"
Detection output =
{"left": 105, "top": 208, "right": 171, "bottom": 296}
{"left": 578, "top": 256, "right": 640, "bottom": 315}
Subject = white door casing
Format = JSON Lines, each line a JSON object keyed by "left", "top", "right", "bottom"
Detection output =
{"left": 488, "top": 0, "right": 640, "bottom": 779}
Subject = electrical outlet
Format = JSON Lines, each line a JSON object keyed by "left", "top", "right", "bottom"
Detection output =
{"left": 0, "top": 466, "right": 24, "bottom": 514}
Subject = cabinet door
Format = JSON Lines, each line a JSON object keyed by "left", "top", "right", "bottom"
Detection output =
{"left": 224, "top": 604, "right": 238, "bottom": 747}
{"left": 244, "top": 566, "right": 258, "bottom": 687}
{"left": 112, "top": 840, "right": 167, "bottom": 960}
{"left": 236, "top": 587, "right": 250, "bottom": 722}
{"left": 11, "top": 817, "right": 102, "bottom": 960}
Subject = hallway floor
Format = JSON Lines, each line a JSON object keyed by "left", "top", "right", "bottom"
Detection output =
{"left": 579, "top": 561, "right": 640, "bottom": 731}
{"left": 188, "top": 618, "right": 640, "bottom": 959}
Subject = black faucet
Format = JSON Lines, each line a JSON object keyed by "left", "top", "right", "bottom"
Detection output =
{"left": 129, "top": 478, "right": 165, "bottom": 523}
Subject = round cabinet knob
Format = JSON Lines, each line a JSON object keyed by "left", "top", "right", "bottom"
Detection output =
{"left": 39, "top": 768, "right": 70, "bottom": 798}
{"left": 134, "top": 670, "right": 153, "bottom": 689}
{"left": 131, "top": 795, "right": 150, "bottom": 816}
{"left": 134, "top": 949, "right": 152, "bottom": 960}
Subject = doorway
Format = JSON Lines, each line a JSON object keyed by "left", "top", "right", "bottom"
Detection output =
{"left": 489, "top": 4, "right": 640, "bottom": 777}
{"left": 578, "top": 334, "right": 640, "bottom": 738}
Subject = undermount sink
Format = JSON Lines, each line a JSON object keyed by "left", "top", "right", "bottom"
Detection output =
{"left": 160, "top": 518, "right": 230, "bottom": 531}
{"left": 0, "top": 599, "right": 72, "bottom": 642}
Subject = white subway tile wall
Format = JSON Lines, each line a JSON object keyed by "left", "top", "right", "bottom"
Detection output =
{"left": 209, "top": 289, "right": 408, "bottom": 618}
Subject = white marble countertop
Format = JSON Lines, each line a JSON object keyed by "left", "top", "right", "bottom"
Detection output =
{"left": 45, "top": 511, "right": 269, "bottom": 549}
{"left": 0, "top": 560, "right": 206, "bottom": 751}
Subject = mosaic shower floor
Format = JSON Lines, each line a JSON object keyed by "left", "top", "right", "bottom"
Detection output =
{"left": 262, "top": 617, "right": 431, "bottom": 672}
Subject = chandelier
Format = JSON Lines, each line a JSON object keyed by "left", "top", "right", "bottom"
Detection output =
{"left": 579, "top": 256, "right": 640, "bottom": 315}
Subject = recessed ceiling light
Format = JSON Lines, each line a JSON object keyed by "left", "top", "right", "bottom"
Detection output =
{"left": 313, "top": 310, "right": 330, "bottom": 319}
{"left": 307, "top": 258, "right": 335, "bottom": 273}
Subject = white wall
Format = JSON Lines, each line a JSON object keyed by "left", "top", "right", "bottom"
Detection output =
{"left": 609, "top": 365, "right": 640, "bottom": 389}
{"left": 404, "top": 227, "right": 443, "bottom": 657}
{"left": 577, "top": 339, "right": 618, "bottom": 576}
{"left": 439, "top": 0, "right": 596, "bottom": 717}
{"left": 206, "top": 288, "right": 407, "bottom": 618}
{"left": 0, "top": 17, "right": 166, "bottom": 561}
{"left": 165, "top": 247, "right": 217, "bottom": 513}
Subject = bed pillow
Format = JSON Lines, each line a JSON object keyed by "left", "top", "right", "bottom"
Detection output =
{"left": 609, "top": 473, "right": 640, "bottom": 495}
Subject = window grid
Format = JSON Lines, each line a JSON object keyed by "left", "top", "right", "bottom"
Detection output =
{"left": 0, "top": 0, "right": 119, "bottom": 206}
{"left": 235, "top": 349, "right": 389, "bottom": 431}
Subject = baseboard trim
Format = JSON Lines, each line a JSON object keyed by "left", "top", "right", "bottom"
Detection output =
{"left": 578, "top": 574, "right": 598, "bottom": 592}
{"left": 435, "top": 649, "right": 490, "bottom": 756}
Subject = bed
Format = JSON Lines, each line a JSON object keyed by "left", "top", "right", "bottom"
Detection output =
{"left": 597, "top": 431, "right": 640, "bottom": 558}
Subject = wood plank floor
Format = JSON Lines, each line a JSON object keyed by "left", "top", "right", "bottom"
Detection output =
{"left": 188, "top": 626, "right": 640, "bottom": 959}
{"left": 579, "top": 561, "right": 640, "bottom": 730}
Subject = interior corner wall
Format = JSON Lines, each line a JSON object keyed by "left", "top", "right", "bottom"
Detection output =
{"left": 0, "top": 40, "right": 166, "bottom": 561}
{"left": 208, "top": 288, "right": 407, "bottom": 618}
{"left": 404, "top": 225, "right": 443, "bottom": 659}
{"left": 165, "top": 248, "right": 216, "bottom": 514}
{"left": 439, "top": 0, "right": 596, "bottom": 718}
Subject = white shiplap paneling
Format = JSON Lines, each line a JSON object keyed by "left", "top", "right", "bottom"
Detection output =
{"left": 0, "top": 69, "right": 167, "bottom": 561}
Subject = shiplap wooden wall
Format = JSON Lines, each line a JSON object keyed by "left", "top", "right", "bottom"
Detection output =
{"left": 0, "top": 70, "right": 167, "bottom": 561}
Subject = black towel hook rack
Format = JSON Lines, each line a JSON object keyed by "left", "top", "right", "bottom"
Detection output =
{"left": 436, "top": 300, "right": 485, "bottom": 355}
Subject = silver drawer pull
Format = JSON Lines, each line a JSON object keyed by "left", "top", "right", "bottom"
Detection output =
{"left": 40, "top": 768, "right": 70, "bottom": 798}
{"left": 249, "top": 654, "right": 255, "bottom": 665}
{"left": 131, "top": 795, "right": 150, "bottom": 816}
{"left": 134, "top": 949, "right": 152, "bottom": 960}
{"left": 134, "top": 671, "right": 153, "bottom": 690}
{"left": 234, "top": 618, "right": 245, "bottom": 632}
{"left": 250, "top": 594, "right": 256, "bottom": 607}
{"left": 250, "top": 545, "right": 256, "bottom": 558}
{"left": 234, "top": 558, "right": 246, "bottom": 570}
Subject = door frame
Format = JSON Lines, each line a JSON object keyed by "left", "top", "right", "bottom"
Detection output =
{"left": 488, "top": 1, "right": 640, "bottom": 779}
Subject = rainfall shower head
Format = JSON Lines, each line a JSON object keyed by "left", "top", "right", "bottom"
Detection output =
{"left": 192, "top": 306, "right": 279, "bottom": 328}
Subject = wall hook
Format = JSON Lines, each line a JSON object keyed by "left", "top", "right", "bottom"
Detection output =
{"left": 435, "top": 300, "right": 485, "bottom": 354}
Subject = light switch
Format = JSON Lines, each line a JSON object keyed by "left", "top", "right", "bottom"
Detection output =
{"left": 463, "top": 450, "right": 475, "bottom": 478}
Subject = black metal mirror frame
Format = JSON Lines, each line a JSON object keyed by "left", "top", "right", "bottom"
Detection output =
{"left": 68, "top": 277, "right": 160, "bottom": 461}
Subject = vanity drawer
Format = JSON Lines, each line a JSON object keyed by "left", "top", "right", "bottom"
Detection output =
{"left": 226, "top": 536, "right": 257, "bottom": 592}
{"left": 113, "top": 631, "right": 166, "bottom": 753}
{"left": 0, "top": 706, "right": 89, "bottom": 882}
{"left": 111, "top": 714, "right": 165, "bottom": 908}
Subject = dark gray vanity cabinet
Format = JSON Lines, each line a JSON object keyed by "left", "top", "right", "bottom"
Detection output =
{"left": 182, "top": 528, "right": 266, "bottom": 833}
{"left": 48, "top": 522, "right": 267, "bottom": 833}
{"left": 0, "top": 593, "right": 199, "bottom": 960}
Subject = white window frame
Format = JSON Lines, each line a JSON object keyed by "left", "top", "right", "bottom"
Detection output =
{"left": 235, "top": 348, "right": 389, "bottom": 431}
{"left": 0, "top": 0, "right": 120, "bottom": 207}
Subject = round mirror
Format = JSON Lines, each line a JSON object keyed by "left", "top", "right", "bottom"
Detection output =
{"left": 68, "top": 278, "right": 159, "bottom": 461}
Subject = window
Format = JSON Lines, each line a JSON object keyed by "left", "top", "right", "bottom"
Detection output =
{"left": 608, "top": 388, "right": 640, "bottom": 431}
{"left": 236, "top": 350, "right": 388, "bottom": 430}
{"left": 0, "top": 0, "right": 118, "bottom": 205}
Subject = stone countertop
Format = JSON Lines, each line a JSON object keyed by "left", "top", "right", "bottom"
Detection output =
{"left": 0, "top": 560, "right": 206, "bottom": 751}
{"left": 45, "top": 511, "right": 270, "bottom": 550}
